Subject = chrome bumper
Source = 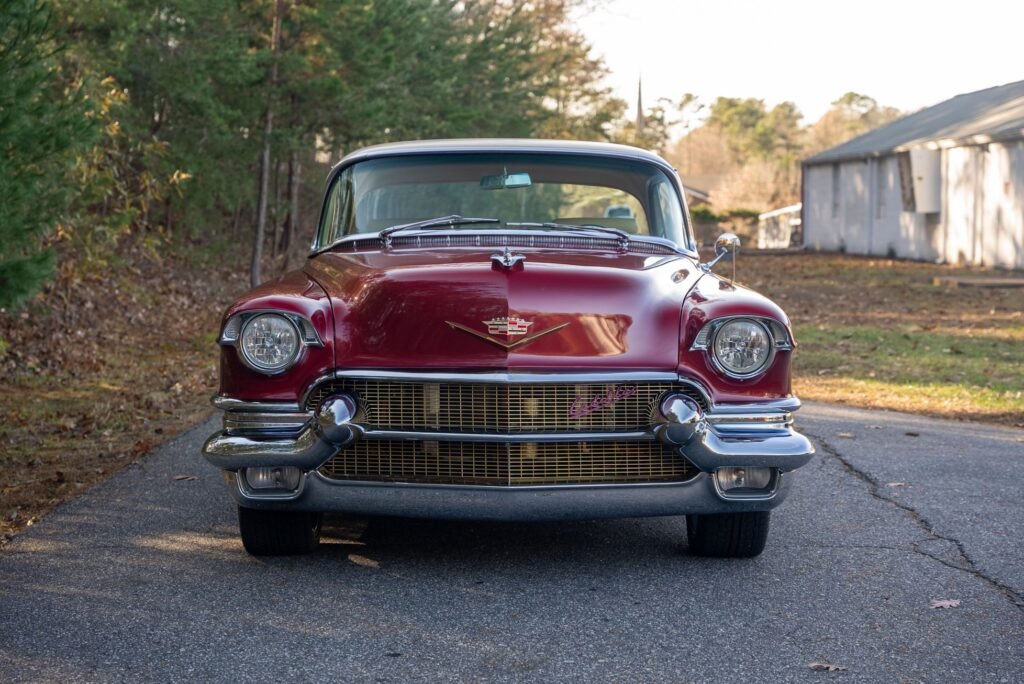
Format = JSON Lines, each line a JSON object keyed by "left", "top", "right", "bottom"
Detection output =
{"left": 202, "top": 385, "right": 814, "bottom": 519}
{"left": 202, "top": 395, "right": 357, "bottom": 471}
{"left": 228, "top": 471, "right": 793, "bottom": 520}
{"left": 204, "top": 420, "right": 813, "bottom": 473}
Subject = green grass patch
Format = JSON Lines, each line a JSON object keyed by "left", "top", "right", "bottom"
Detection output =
{"left": 794, "top": 323, "right": 1024, "bottom": 418}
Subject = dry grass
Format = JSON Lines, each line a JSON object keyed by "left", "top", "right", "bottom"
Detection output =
{"left": 738, "top": 252, "right": 1024, "bottom": 426}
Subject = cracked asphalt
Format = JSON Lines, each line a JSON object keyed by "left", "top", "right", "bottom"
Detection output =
{"left": 1, "top": 402, "right": 1022, "bottom": 682}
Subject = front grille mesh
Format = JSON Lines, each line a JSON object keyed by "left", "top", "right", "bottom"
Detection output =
{"left": 306, "top": 380, "right": 708, "bottom": 433}
{"left": 319, "top": 440, "right": 697, "bottom": 486}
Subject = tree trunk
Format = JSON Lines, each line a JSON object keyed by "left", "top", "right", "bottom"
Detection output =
{"left": 231, "top": 199, "right": 242, "bottom": 240}
{"left": 282, "top": 149, "right": 300, "bottom": 274}
{"left": 271, "top": 157, "right": 282, "bottom": 259}
{"left": 250, "top": 0, "right": 284, "bottom": 288}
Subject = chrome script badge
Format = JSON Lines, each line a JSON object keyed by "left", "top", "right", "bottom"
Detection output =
{"left": 569, "top": 385, "right": 640, "bottom": 419}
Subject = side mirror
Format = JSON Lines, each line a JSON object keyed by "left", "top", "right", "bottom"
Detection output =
{"left": 701, "top": 232, "right": 740, "bottom": 278}
{"left": 715, "top": 232, "right": 740, "bottom": 258}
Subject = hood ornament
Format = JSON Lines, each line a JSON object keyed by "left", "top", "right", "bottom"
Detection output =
{"left": 491, "top": 247, "right": 526, "bottom": 270}
{"left": 446, "top": 316, "right": 568, "bottom": 350}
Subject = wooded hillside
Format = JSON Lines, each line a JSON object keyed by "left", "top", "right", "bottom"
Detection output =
{"left": 1, "top": 0, "right": 646, "bottom": 309}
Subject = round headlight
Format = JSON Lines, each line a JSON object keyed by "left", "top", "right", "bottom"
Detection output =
{"left": 239, "top": 314, "right": 300, "bottom": 373}
{"left": 711, "top": 318, "right": 773, "bottom": 378}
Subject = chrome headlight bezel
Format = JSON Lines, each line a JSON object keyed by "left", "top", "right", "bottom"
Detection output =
{"left": 218, "top": 310, "right": 323, "bottom": 375}
{"left": 691, "top": 316, "right": 790, "bottom": 380}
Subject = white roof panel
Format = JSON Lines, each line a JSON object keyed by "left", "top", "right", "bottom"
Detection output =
{"left": 805, "top": 80, "right": 1024, "bottom": 165}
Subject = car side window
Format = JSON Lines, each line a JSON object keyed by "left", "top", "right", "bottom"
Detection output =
{"left": 318, "top": 168, "right": 357, "bottom": 246}
{"left": 318, "top": 177, "right": 341, "bottom": 247}
{"left": 654, "top": 178, "right": 686, "bottom": 247}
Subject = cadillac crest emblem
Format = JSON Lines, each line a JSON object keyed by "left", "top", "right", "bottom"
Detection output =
{"left": 484, "top": 317, "right": 533, "bottom": 337}
{"left": 445, "top": 316, "right": 567, "bottom": 350}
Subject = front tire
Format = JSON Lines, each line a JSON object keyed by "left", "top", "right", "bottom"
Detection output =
{"left": 238, "top": 506, "right": 322, "bottom": 556}
{"left": 686, "top": 511, "right": 771, "bottom": 558}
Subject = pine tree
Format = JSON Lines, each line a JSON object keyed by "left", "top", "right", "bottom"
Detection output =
{"left": 0, "top": 0, "right": 91, "bottom": 309}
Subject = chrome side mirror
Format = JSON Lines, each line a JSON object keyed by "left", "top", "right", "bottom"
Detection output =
{"left": 700, "top": 233, "right": 740, "bottom": 279}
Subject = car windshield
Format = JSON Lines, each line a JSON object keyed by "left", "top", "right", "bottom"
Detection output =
{"left": 316, "top": 152, "right": 690, "bottom": 249}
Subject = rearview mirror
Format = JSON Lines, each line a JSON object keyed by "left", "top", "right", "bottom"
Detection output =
{"left": 480, "top": 170, "right": 532, "bottom": 190}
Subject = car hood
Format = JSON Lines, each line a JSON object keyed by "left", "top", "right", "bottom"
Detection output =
{"left": 305, "top": 248, "right": 702, "bottom": 371}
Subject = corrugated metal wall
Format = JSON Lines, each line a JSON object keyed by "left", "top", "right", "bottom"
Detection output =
{"left": 943, "top": 141, "right": 1024, "bottom": 269}
{"left": 803, "top": 140, "right": 1024, "bottom": 269}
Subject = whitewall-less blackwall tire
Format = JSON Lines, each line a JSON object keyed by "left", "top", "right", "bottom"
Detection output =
{"left": 686, "top": 511, "right": 771, "bottom": 558}
{"left": 238, "top": 506, "right": 322, "bottom": 556}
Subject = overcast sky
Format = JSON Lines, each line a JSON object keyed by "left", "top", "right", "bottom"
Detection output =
{"left": 577, "top": 0, "right": 1023, "bottom": 130}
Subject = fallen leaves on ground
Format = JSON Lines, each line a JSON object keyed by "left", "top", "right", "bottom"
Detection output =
{"left": 930, "top": 598, "right": 961, "bottom": 609}
{"left": 347, "top": 554, "right": 380, "bottom": 568}
{"left": 808, "top": 661, "right": 847, "bottom": 672}
{"left": 0, "top": 248, "right": 247, "bottom": 542}
{"left": 172, "top": 475, "right": 198, "bottom": 481}
{"left": 886, "top": 482, "right": 907, "bottom": 488}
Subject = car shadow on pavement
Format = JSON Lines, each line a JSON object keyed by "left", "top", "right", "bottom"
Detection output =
{"left": 324, "top": 514, "right": 692, "bottom": 561}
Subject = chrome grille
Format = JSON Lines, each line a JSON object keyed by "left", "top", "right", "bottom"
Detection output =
{"left": 306, "top": 380, "right": 708, "bottom": 433}
{"left": 319, "top": 441, "right": 697, "bottom": 486}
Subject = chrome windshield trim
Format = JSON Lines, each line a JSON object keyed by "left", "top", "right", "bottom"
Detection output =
{"left": 360, "top": 429, "right": 655, "bottom": 443}
{"left": 313, "top": 228, "right": 686, "bottom": 257}
{"left": 211, "top": 396, "right": 303, "bottom": 413}
{"left": 331, "top": 369, "right": 682, "bottom": 384}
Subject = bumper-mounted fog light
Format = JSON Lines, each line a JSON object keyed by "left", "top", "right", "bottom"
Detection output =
{"left": 243, "top": 466, "right": 303, "bottom": 492}
{"left": 715, "top": 466, "right": 773, "bottom": 492}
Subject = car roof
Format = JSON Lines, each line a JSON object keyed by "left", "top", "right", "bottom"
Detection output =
{"left": 335, "top": 138, "right": 676, "bottom": 172}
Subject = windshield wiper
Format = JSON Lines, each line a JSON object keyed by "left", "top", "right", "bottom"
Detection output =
{"left": 505, "top": 221, "right": 631, "bottom": 249}
{"left": 378, "top": 215, "right": 500, "bottom": 248}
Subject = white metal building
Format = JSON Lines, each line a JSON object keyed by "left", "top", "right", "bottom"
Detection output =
{"left": 802, "top": 81, "right": 1024, "bottom": 270}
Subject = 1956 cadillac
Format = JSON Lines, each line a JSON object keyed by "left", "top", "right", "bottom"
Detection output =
{"left": 202, "top": 139, "right": 814, "bottom": 557}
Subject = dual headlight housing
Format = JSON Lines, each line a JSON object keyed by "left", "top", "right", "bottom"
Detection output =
{"left": 219, "top": 311, "right": 322, "bottom": 374}
{"left": 691, "top": 316, "right": 791, "bottom": 380}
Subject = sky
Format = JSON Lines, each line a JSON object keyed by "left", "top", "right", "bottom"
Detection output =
{"left": 577, "top": 0, "right": 1024, "bottom": 132}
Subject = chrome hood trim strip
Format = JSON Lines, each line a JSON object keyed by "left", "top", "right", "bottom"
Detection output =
{"left": 331, "top": 369, "right": 681, "bottom": 384}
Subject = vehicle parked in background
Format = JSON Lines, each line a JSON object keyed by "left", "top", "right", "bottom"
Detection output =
{"left": 202, "top": 139, "right": 813, "bottom": 557}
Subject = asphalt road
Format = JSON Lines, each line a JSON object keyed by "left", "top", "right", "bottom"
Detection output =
{"left": 1, "top": 402, "right": 1022, "bottom": 682}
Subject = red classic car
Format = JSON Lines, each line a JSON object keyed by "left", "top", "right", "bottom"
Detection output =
{"left": 202, "top": 139, "right": 814, "bottom": 557}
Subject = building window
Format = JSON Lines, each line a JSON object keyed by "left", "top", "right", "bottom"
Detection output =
{"left": 876, "top": 159, "right": 887, "bottom": 219}
{"left": 831, "top": 164, "right": 840, "bottom": 218}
